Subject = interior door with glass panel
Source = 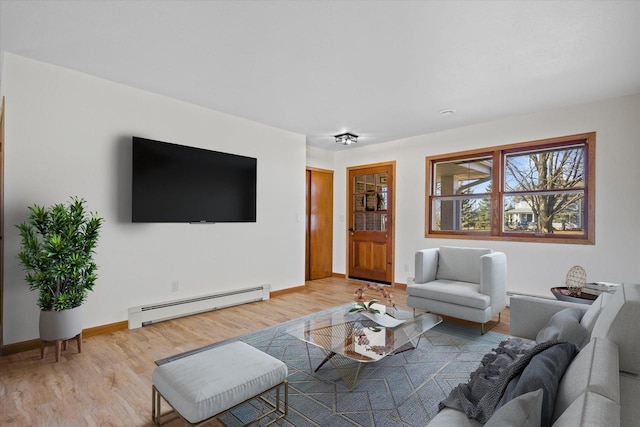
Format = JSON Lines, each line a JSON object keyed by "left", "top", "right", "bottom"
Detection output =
{"left": 347, "top": 163, "right": 394, "bottom": 284}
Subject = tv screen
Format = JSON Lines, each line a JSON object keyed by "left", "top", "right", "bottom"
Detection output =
{"left": 132, "top": 137, "right": 257, "bottom": 223}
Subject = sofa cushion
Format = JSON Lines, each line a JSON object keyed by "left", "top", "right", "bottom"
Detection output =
{"left": 535, "top": 308, "right": 588, "bottom": 348}
{"left": 553, "top": 337, "right": 620, "bottom": 422}
{"left": 620, "top": 371, "right": 640, "bottom": 427}
{"left": 427, "top": 408, "right": 482, "bottom": 427}
{"left": 551, "top": 391, "right": 620, "bottom": 427}
{"left": 152, "top": 341, "right": 288, "bottom": 423}
{"left": 591, "top": 283, "right": 640, "bottom": 374}
{"left": 498, "top": 342, "right": 578, "bottom": 427}
{"left": 485, "top": 389, "right": 542, "bottom": 427}
{"left": 436, "top": 246, "right": 492, "bottom": 284}
{"left": 406, "top": 280, "right": 490, "bottom": 309}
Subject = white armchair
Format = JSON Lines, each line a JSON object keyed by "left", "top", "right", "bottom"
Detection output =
{"left": 406, "top": 246, "right": 507, "bottom": 334}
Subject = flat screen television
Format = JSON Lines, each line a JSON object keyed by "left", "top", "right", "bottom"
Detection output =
{"left": 132, "top": 137, "right": 257, "bottom": 223}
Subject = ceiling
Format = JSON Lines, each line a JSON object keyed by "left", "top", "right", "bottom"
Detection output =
{"left": 1, "top": 1, "right": 639, "bottom": 151}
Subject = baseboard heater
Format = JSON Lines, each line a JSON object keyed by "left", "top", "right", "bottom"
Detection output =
{"left": 128, "top": 284, "right": 270, "bottom": 329}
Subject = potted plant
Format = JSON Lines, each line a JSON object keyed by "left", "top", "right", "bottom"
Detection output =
{"left": 16, "top": 196, "right": 103, "bottom": 360}
{"left": 349, "top": 283, "right": 403, "bottom": 328}
{"left": 350, "top": 283, "right": 397, "bottom": 314}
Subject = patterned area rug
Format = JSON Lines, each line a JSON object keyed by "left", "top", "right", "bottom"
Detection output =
{"left": 157, "top": 305, "right": 508, "bottom": 427}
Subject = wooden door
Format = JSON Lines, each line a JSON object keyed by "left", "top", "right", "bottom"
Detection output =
{"left": 347, "top": 162, "right": 395, "bottom": 284}
{"left": 306, "top": 167, "right": 333, "bottom": 280}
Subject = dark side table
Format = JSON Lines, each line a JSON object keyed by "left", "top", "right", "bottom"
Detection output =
{"left": 550, "top": 287, "right": 597, "bottom": 305}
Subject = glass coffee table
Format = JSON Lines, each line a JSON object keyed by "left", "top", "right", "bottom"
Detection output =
{"left": 287, "top": 308, "right": 442, "bottom": 388}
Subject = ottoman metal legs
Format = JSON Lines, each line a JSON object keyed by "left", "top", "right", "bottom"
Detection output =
{"left": 152, "top": 380, "right": 288, "bottom": 426}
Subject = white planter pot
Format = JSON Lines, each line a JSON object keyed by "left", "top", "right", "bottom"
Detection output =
{"left": 39, "top": 305, "right": 83, "bottom": 341}
{"left": 362, "top": 311, "right": 406, "bottom": 328}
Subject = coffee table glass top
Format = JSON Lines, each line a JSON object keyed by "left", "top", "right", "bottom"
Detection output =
{"left": 287, "top": 308, "right": 442, "bottom": 363}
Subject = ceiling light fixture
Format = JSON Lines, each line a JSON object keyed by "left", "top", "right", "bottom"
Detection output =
{"left": 335, "top": 132, "right": 358, "bottom": 145}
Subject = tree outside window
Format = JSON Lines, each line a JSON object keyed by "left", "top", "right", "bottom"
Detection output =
{"left": 504, "top": 145, "right": 585, "bottom": 235}
{"left": 426, "top": 133, "right": 595, "bottom": 244}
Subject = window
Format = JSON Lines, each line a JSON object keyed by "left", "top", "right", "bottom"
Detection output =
{"left": 426, "top": 133, "right": 595, "bottom": 244}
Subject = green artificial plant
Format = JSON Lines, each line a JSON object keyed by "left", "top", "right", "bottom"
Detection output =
{"left": 349, "top": 300, "right": 383, "bottom": 314}
{"left": 17, "top": 197, "right": 104, "bottom": 311}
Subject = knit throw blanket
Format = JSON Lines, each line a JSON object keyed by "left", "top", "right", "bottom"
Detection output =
{"left": 439, "top": 339, "right": 566, "bottom": 423}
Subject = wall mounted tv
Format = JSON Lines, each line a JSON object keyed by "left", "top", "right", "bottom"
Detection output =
{"left": 132, "top": 137, "right": 257, "bottom": 223}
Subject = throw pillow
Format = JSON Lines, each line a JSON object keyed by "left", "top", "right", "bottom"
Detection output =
{"left": 485, "top": 389, "right": 543, "bottom": 427}
{"left": 497, "top": 342, "right": 578, "bottom": 427}
{"left": 536, "top": 308, "right": 588, "bottom": 348}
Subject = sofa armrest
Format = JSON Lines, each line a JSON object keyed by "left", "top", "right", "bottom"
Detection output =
{"left": 509, "top": 295, "right": 589, "bottom": 340}
{"left": 480, "top": 252, "right": 507, "bottom": 315}
{"left": 415, "top": 248, "right": 439, "bottom": 284}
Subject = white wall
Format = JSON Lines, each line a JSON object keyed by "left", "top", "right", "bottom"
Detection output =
{"left": 331, "top": 93, "right": 640, "bottom": 297}
{"left": 2, "top": 54, "right": 307, "bottom": 344}
{"left": 306, "top": 145, "right": 335, "bottom": 171}
{"left": 4, "top": 53, "right": 640, "bottom": 345}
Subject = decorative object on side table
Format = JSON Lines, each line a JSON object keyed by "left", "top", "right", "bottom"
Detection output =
{"left": 565, "top": 265, "right": 587, "bottom": 295}
{"left": 553, "top": 282, "right": 620, "bottom": 304}
{"left": 550, "top": 287, "right": 597, "bottom": 305}
{"left": 16, "top": 196, "right": 104, "bottom": 362}
{"left": 581, "top": 281, "right": 621, "bottom": 296}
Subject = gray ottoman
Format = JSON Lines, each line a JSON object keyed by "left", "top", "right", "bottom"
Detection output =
{"left": 152, "top": 341, "right": 288, "bottom": 426}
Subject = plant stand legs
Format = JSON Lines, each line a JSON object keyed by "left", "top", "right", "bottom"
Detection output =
{"left": 40, "top": 332, "right": 82, "bottom": 362}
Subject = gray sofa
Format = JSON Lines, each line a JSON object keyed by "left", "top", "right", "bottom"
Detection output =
{"left": 427, "top": 283, "right": 640, "bottom": 427}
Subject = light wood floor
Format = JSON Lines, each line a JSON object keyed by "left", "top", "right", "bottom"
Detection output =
{"left": 0, "top": 277, "right": 509, "bottom": 426}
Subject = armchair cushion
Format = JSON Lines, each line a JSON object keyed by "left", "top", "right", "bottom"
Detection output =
{"left": 408, "top": 281, "right": 490, "bottom": 310}
{"left": 436, "top": 246, "right": 492, "bottom": 284}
